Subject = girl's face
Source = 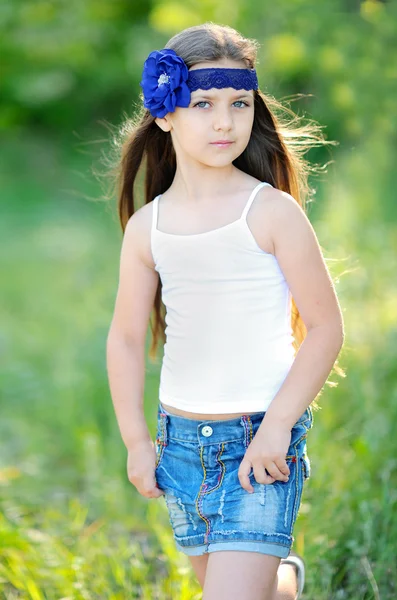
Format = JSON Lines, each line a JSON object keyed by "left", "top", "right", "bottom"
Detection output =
{"left": 155, "top": 59, "right": 255, "bottom": 168}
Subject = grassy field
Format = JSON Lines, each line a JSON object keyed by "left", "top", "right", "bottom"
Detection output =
{"left": 1, "top": 132, "right": 396, "bottom": 599}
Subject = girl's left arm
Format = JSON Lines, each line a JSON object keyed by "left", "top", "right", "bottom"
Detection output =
{"left": 263, "top": 190, "right": 345, "bottom": 430}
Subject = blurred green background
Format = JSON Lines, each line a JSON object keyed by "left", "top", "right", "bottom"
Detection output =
{"left": 1, "top": 1, "right": 397, "bottom": 598}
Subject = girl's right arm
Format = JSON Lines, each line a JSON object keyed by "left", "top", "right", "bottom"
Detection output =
{"left": 106, "top": 205, "right": 163, "bottom": 498}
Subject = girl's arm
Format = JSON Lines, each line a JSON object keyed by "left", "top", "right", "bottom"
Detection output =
{"left": 106, "top": 205, "right": 159, "bottom": 451}
{"left": 263, "top": 189, "right": 345, "bottom": 429}
{"left": 238, "top": 188, "right": 344, "bottom": 492}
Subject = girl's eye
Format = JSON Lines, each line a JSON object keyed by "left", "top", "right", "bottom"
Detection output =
{"left": 193, "top": 101, "right": 249, "bottom": 109}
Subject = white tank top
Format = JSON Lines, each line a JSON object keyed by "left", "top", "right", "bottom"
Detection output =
{"left": 151, "top": 181, "right": 296, "bottom": 414}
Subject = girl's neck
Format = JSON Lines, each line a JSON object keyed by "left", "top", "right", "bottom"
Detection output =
{"left": 170, "top": 164, "right": 242, "bottom": 204}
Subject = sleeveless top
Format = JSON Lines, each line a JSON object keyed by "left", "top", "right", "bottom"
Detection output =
{"left": 150, "top": 181, "right": 296, "bottom": 414}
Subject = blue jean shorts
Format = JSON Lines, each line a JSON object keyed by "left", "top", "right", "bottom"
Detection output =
{"left": 154, "top": 402, "right": 313, "bottom": 559}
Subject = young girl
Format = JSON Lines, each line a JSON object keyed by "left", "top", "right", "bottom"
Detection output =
{"left": 106, "top": 22, "right": 344, "bottom": 600}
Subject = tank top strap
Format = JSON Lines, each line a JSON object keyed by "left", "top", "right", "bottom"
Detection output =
{"left": 152, "top": 194, "right": 160, "bottom": 234}
{"left": 241, "top": 182, "right": 272, "bottom": 220}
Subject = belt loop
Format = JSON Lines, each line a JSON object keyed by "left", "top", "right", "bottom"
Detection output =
{"left": 159, "top": 411, "right": 168, "bottom": 446}
{"left": 240, "top": 415, "right": 253, "bottom": 449}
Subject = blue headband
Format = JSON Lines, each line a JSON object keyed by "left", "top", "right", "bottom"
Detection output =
{"left": 139, "top": 48, "right": 258, "bottom": 118}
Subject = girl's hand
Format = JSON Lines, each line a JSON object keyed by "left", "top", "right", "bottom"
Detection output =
{"left": 127, "top": 440, "right": 165, "bottom": 499}
{"left": 238, "top": 420, "right": 292, "bottom": 493}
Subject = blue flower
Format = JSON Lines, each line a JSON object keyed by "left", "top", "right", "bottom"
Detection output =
{"left": 139, "top": 48, "right": 191, "bottom": 118}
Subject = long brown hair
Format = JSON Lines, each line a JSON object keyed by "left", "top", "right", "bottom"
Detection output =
{"left": 108, "top": 22, "right": 345, "bottom": 410}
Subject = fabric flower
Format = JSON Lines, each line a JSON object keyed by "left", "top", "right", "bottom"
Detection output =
{"left": 139, "top": 48, "right": 191, "bottom": 118}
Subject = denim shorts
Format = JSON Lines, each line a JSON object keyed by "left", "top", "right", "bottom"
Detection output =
{"left": 154, "top": 401, "right": 313, "bottom": 558}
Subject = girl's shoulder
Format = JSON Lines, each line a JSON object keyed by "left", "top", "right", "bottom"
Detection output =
{"left": 124, "top": 200, "right": 158, "bottom": 270}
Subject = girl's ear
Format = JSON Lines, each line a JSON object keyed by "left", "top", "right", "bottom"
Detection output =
{"left": 155, "top": 115, "right": 172, "bottom": 132}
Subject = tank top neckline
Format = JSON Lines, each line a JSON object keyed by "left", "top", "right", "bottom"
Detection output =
{"left": 152, "top": 181, "right": 272, "bottom": 238}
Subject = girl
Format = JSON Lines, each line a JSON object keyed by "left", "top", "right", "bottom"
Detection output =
{"left": 106, "top": 22, "right": 344, "bottom": 600}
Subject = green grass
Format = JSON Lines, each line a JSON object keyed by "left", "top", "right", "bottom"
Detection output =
{"left": 1, "top": 133, "right": 396, "bottom": 599}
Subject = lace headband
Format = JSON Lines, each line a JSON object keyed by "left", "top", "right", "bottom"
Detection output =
{"left": 140, "top": 48, "right": 258, "bottom": 118}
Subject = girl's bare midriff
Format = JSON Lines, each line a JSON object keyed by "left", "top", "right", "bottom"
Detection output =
{"left": 161, "top": 402, "right": 264, "bottom": 421}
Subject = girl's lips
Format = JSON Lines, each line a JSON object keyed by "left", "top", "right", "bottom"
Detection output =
{"left": 211, "top": 141, "right": 234, "bottom": 147}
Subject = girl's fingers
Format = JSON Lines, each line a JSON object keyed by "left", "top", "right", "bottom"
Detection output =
{"left": 238, "top": 459, "right": 255, "bottom": 493}
{"left": 239, "top": 457, "right": 290, "bottom": 490}
{"left": 253, "top": 462, "right": 289, "bottom": 483}
{"left": 253, "top": 466, "right": 276, "bottom": 484}
{"left": 264, "top": 461, "right": 289, "bottom": 482}
{"left": 275, "top": 458, "right": 291, "bottom": 478}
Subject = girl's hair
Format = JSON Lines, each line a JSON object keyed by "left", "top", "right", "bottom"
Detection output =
{"left": 106, "top": 22, "right": 345, "bottom": 410}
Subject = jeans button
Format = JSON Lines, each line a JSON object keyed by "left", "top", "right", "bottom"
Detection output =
{"left": 201, "top": 425, "right": 213, "bottom": 437}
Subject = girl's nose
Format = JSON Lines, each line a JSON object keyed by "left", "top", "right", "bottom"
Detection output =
{"left": 213, "top": 108, "right": 233, "bottom": 131}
